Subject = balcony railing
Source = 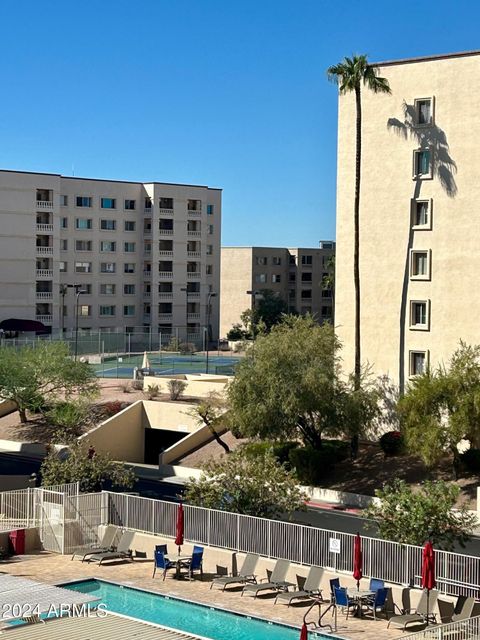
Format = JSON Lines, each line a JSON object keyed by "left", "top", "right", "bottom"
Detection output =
{"left": 158, "top": 293, "right": 173, "bottom": 299}
{"left": 187, "top": 271, "right": 201, "bottom": 278}
{"left": 187, "top": 230, "right": 201, "bottom": 236}
{"left": 36, "top": 314, "right": 52, "bottom": 323}
{"left": 159, "top": 228, "right": 174, "bottom": 235}
{"left": 36, "top": 292, "right": 53, "bottom": 299}
{"left": 143, "top": 250, "right": 152, "bottom": 256}
{"left": 158, "top": 271, "right": 173, "bottom": 278}
{"left": 187, "top": 209, "right": 201, "bottom": 216}
{"left": 36, "top": 223, "right": 53, "bottom": 232}
{"left": 187, "top": 251, "right": 201, "bottom": 258}
{"left": 159, "top": 208, "right": 174, "bottom": 215}
{"left": 144, "top": 208, "right": 152, "bottom": 215}
{"left": 143, "top": 271, "right": 152, "bottom": 278}
{"left": 143, "top": 229, "right": 152, "bottom": 236}
{"left": 36, "top": 246, "right": 53, "bottom": 255}
{"left": 36, "top": 269, "right": 53, "bottom": 278}
{"left": 143, "top": 291, "right": 151, "bottom": 298}
{"left": 36, "top": 201, "right": 53, "bottom": 209}
{"left": 187, "top": 313, "right": 201, "bottom": 320}
{"left": 158, "top": 313, "right": 173, "bottom": 321}
{"left": 187, "top": 292, "right": 200, "bottom": 298}
{"left": 143, "top": 314, "right": 151, "bottom": 322}
{"left": 158, "top": 250, "right": 173, "bottom": 256}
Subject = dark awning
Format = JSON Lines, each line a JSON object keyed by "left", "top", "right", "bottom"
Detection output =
{"left": 0, "top": 318, "right": 47, "bottom": 333}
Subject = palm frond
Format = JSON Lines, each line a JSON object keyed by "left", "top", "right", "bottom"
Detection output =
{"left": 326, "top": 54, "right": 391, "bottom": 96}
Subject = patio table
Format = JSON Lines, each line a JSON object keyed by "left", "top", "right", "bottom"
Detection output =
{"left": 165, "top": 554, "right": 192, "bottom": 579}
{"left": 346, "top": 588, "right": 375, "bottom": 618}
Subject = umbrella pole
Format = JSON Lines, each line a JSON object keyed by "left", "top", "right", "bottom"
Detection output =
{"left": 426, "top": 589, "right": 430, "bottom": 627}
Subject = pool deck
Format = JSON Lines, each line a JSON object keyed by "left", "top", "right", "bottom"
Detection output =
{"left": 0, "top": 552, "right": 413, "bottom": 640}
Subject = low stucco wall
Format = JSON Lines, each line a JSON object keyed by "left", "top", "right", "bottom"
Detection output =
{"left": 143, "top": 376, "right": 230, "bottom": 399}
{"left": 0, "top": 400, "right": 17, "bottom": 418}
{"left": 79, "top": 400, "right": 145, "bottom": 463}
{"left": 0, "top": 528, "right": 40, "bottom": 554}
{"left": 160, "top": 422, "right": 228, "bottom": 465}
{"left": 142, "top": 401, "right": 199, "bottom": 432}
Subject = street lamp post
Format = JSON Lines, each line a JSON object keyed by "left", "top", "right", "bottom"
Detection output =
{"left": 73, "top": 285, "right": 87, "bottom": 361}
{"left": 205, "top": 291, "right": 217, "bottom": 374}
{"left": 60, "top": 284, "right": 68, "bottom": 336}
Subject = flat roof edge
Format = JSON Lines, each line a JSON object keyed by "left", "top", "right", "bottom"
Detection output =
{"left": 373, "top": 49, "right": 480, "bottom": 67}
{"left": 0, "top": 168, "right": 221, "bottom": 190}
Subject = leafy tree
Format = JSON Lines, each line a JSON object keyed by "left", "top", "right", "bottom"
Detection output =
{"left": 0, "top": 342, "right": 98, "bottom": 423}
{"left": 184, "top": 449, "right": 307, "bottom": 518}
{"left": 254, "top": 289, "right": 289, "bottom": 331}
{"left": 45, "top": 400, "right": 90, "bottom": 440}
{"left": 40, "top": 440, "right": 136, "bottom": 493}
{"left": 399, "top": 342, "right": 480, "bottom": 473}
{"left": 189, "top": 392, "right": 231, "bottom": 454}
{"left": 327, "top": 56, "right": 391, "bottom": 399}
{"left": 228, "top": 315, "right": 379, "bottom": 449}
{"left": 365, "top": 479, "right": 477, "bottom": 550}
{"left": 322, "top": 255, "right": 336, "bottom": 309}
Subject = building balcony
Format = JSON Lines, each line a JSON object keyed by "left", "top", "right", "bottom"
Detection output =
{"left": 143, "top": 291, "right": 151, "bottom": 298}
{"left": 187, "top": 313, "right": 201, "bottom": 320}
{"left": 36, "top": 292, "right": 53, "bottom": 299}
{"left": 36, "top": 223, "right": 53, "bottom": 233}
{"left": 158, "top": 250, "right": 173, "bottom": 257}
{"left": 144, "top": 208, "right": 152, "bottom": 215}
{"left": 187, "top": 271, "right": 201, "bottom": 279}
{"left": 36, "top": 314, "right": 52, "bottom": 324}
{"left": 36, "top": 246, "right": 53, "bottom": 255}
{"left": 159, "top": 208, "right": 174, "bottom": 215}
{"left": 143, "top": 314, "right": 151, "bottom": 323}
{"left": 144, "top": 250, "right": 152, "bottom": 256}
{"left": 187, "top": 230, "right": 201, "bottom": 237}
{"left": 158, "top": 313, "right": 173, "bottom": 321}
{"left": 143, "top": 271, "right": 152, "bottom": 278}
{"left": 187, "top": 251, "right": 201, "bottom": 258}
{"left": 187, "top": 209, "right": 202, "bottom": 217}
{"left": 143, "top": 230, "right": 152, "bottom": 237}
{"left": 158, "top": 271, "right": 173, "bottom": 278}
{"left": 187, "top": 292, "right": 200, "bottom": 298}
{"left": 36, "top": 201, "right": 53, "bottom": 209}
{"left": 159, "top": 229, "right": 174, "bottom": 236}
{"left": 158, "top": 293, "right": 173, "bottom": 299}
{"left": 36, "top": 269, "right": 53, "bottom": 278}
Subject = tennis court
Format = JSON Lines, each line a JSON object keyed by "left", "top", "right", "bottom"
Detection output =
{"left": 91, "top": 353, "right": 240, "bottom": 378}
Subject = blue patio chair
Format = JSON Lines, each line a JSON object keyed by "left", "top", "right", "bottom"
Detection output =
{"left": 369, "top": 577, "right": 385, "bottom": 592}
{"left": 152, "top": 549, "right": 176, "bottom": 580}
{"left": 364, "top": 587, "right": 390, "bottom": 620}
{"left": 329, "top": 577, "right": 340, "bottom": 601}
{"left": 333, "top": 586, "right": 357, "bottom": 619}
{"left": 155, "top": 544, "right": 168, "bottom": 556}
{"left": 183, "top": 549, "right": 204, "bottom": 580}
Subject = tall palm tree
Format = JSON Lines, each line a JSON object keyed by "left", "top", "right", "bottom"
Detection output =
{"left": 327, "top": 55, "right": 391, "bottom": 393}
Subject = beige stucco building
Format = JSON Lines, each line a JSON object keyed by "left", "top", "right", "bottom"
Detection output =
{"left": 0, "top": 169, "right": 221, "bottom": 341}
{"left": 335, "top": 50, "right": 480, "bottom": 389}
{"left": 220, "top": 243, "right": 335, "bottom": 337}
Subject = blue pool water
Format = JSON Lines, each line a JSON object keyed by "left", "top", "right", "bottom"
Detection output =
{"left": 64, "top": 579, "right": 334, "bottom": 640}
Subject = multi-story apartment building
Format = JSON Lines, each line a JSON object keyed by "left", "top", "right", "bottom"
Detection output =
{"left": 335, "top": 50, "right": 480, "bottom": 389}
{"left": 0, "top": 170, "right": 221, "bottom": 341}
{"left": 220, "top": 242, "right": 335, "bottom": 337}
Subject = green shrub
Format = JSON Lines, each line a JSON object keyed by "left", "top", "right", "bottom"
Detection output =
{"left": 320, "top": 439, "right": 349, "bottom": 462}
{"left": 226, "top": 324, "right": 246, "bottom": 341}
{"left": 460, "top": 448, "right": 480, "bottom": 472}
{"left": 46, "top": 401, "right": 89, "bottom": 440}
{"left": 146, "top": 384, "right": 160, "bottom": 400}
{"left": 379, "top": 430, "right": 405, "bottom": 456}
{"left": 168, "top": 379, "right": 187, "bottom": 400}
{"left": 288, "top": 446, "right": 334, "bottom": 485}
{"left": 241, "top": 441, "right": 299, "bottom": 468}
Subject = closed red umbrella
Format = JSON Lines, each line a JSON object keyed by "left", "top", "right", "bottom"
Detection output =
{"left": 175, "top": 503, "right": 184, "bottom": 553}
{"left": 353, "top": 532, "right": 363, "bottom": 589}
{"left": 299, "top": 622, "right": 308, "bottom": 640}
{"left": 421, "top": 540, "right": 436, "bottom": 625}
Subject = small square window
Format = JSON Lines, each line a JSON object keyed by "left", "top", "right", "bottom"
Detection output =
{"left": 206, "top": 245, "right": 213, "bottom": 256}
{"left": 410, "top": 300, "right": 430, "bottom": 330}
{"left": 99, "top": 305, "right": 116, "bottom": 317}
{"left": 60, "top": 217, "right": 68, "bottom": 229}
{"left": 124, "top": 284, "right": 135, "bottom": 295}
{"left": 124, "top": 221, "right": 136, "bottom": 231}
{"left": 124, "top": 199, "right": 136, "bottom": 210}
{"left": 410, "top": 350, "right": 428, "bottom": 376}
{"left": 60, "top": 195, "right": 68, "bottom": 207}
{"left": 61, "top": 239, "right": 68, "bottom": 251}
{"left": 301, "top": 255, "right": 313, "bottom": 266}
{"left": 59, "top": 261, "right": 67, "bottom": 272}
{"left": 272, "top": 274, "right": 281, "bottom": 283}
{"left": 415, "top": 98, "right": 433, "bottom": 126}
{"left": 100, "top": 241, "right": 116, "bottom": 252}
{"left": 301, "top": 272, "right": 312, "bottom": 282}
{"left": 159, "top": 197, "right": 174, "bottom": 209}
{"left": 124, "top": 242, "right": 136, "bottom": 252}
{"left": 76, "top": 196, "right": 92, "bottom": 208}
{"left": 272, "top": 257, "right": 282, "bottom": 266}
{"left": 100, "top": 219, "right": 116, "bottom": 231}
{"left": 100, "top": 284, "right": 116, "bottom": 295}
{"left": 79, "top": 305, "right": 91, "bottom": 317}
{"left": 101, "top": 197, "right": 116, "bottom": 209}
{"left": 410, "top": 250, "right": 431, "bottom": 280}
{"left": 100, "top": 262, "right": 116, "bottom": 273}
{"left": 206, "top": 264, "right": 213, "bottom": 275}
{"left": 123, "top": 305, "right": 136, "bottom": 317}
{"left": 255, "top": 273, "right": 267, "bottom": 283}
{"left": 301, "top": 289, "right": 312, "bottom": 300}
{"left": 413, "top": 149, "right": 432, "bottom": 179}
{"left": 124, "top": 263, "right": 136, "bottom": 274}
{"left": 412, "top": 199, "right": 432, "bottom": 229}
{"left": 255, "top": 257, "right": 267, "bottom": 266}
{"left": 207, "top": 204, "right": 214, "bottom": 215}
{"left": 75, "top": 218, "right": 92, "bottom": 230}
{"left": 289, "top": 272, "right": 296, "bottom": 282}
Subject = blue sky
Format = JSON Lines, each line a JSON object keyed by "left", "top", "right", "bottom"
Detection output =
{"left": 0, "top": 0, "right": 477, "bottom": 246}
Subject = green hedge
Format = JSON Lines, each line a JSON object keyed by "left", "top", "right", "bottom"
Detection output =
{"left": 288, "top": 440, "right": 349, "bottom": 485}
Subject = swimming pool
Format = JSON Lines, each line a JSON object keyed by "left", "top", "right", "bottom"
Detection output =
{"left": 63, "top": 579, "right": 337, "bottom": 640}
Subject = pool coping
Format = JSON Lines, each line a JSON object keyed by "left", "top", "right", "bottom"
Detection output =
{"left": 59, "top": 576, "right": 348, "bottom": 639}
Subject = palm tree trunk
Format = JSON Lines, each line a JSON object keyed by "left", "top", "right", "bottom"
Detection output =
{"left": 350, "top": 84, "right": 362, "bottom": 461}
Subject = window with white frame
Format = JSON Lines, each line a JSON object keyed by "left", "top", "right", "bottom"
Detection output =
{"left": 99, "top": 305, "right": 116, "bottom": 316}
{"left": 412, "top": 199, "right": 432, "bottom": 229}
{"left": 124, "top": 242, "right": 135, "bottom": 252}
{"left": 410, "top": 250, "right": 431, "bottom": 279}
{"left": 255, "top": 273, "right": 267, "bottom": 283}
{"left": 124, "top": 221, "right": 136, "bottom": 231}
{"left": 75, "top": 218, "right": 92, "bottom": 229}
{"left": 100, "top": 241, "right": 116, "bottom": 252}
{"left": 100, "top": 284, "right": 116, "bottom": 295}
{"left": 410, "top": 350, "right": 428, "bottom": 376}
{"left": 79, "top": 305, "right": 91, "bottom": 317}
{"left": 124, "top": 199, "right": 136, "bottom": 210}
{"left": 75, "top": 262, "right": 92, "bottom": 273}
{"left": 272, "top": 274, "right": 281, "bottom": 283}
{"left": 410, "top": 300, "right": 429, "bottom": 330}
{"left": 124, "top": 284, "right": 135, "bottom": 295}
{"left": 123, "top": 305, "right": 135, "bottom": 316}
{"left": 301, "top": 255, "right": 313, "bottom": 265}
{"left": 76, "top": 196, "right": 92, "bottom": 208}
{"left": 100, "top": 219, "right": 116, "bottom": 230}
{"left": 413, "top": 149, "right": 432, "bottom": 178}
{"left": 101, "top": 198, "right": 116, "bottom": 209}
{"left": 75, "top": 240, "right": 92, "bottom": 251}
{"left": 100, "top": 262, "right": 116, "bottom": 273}
{"left": 60, "top": 195, "right": 68, "bottom": 207}
{"left": 415, "top": 98, "right": 433, "bottom": 126}
{"left": 59, "top": 261, "right": 67, "bottom": 272}
{"left": 124, "top": 263, "right": 135, "bottom": 273}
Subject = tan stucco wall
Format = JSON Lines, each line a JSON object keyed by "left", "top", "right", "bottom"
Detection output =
{"left": 79, "top": 400, "right": 145, "bottom": 463}
{"left": 335, "top": 52, "right": 480, "bottom": 387}
{"left": 143, "top": 375, "right": 230, "bottom": 398}
{"left": 141, "top": 400, "right": 199, "bottom": 432}
{"left": 220, "top": 247, "right": 253, "bottom": 337}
